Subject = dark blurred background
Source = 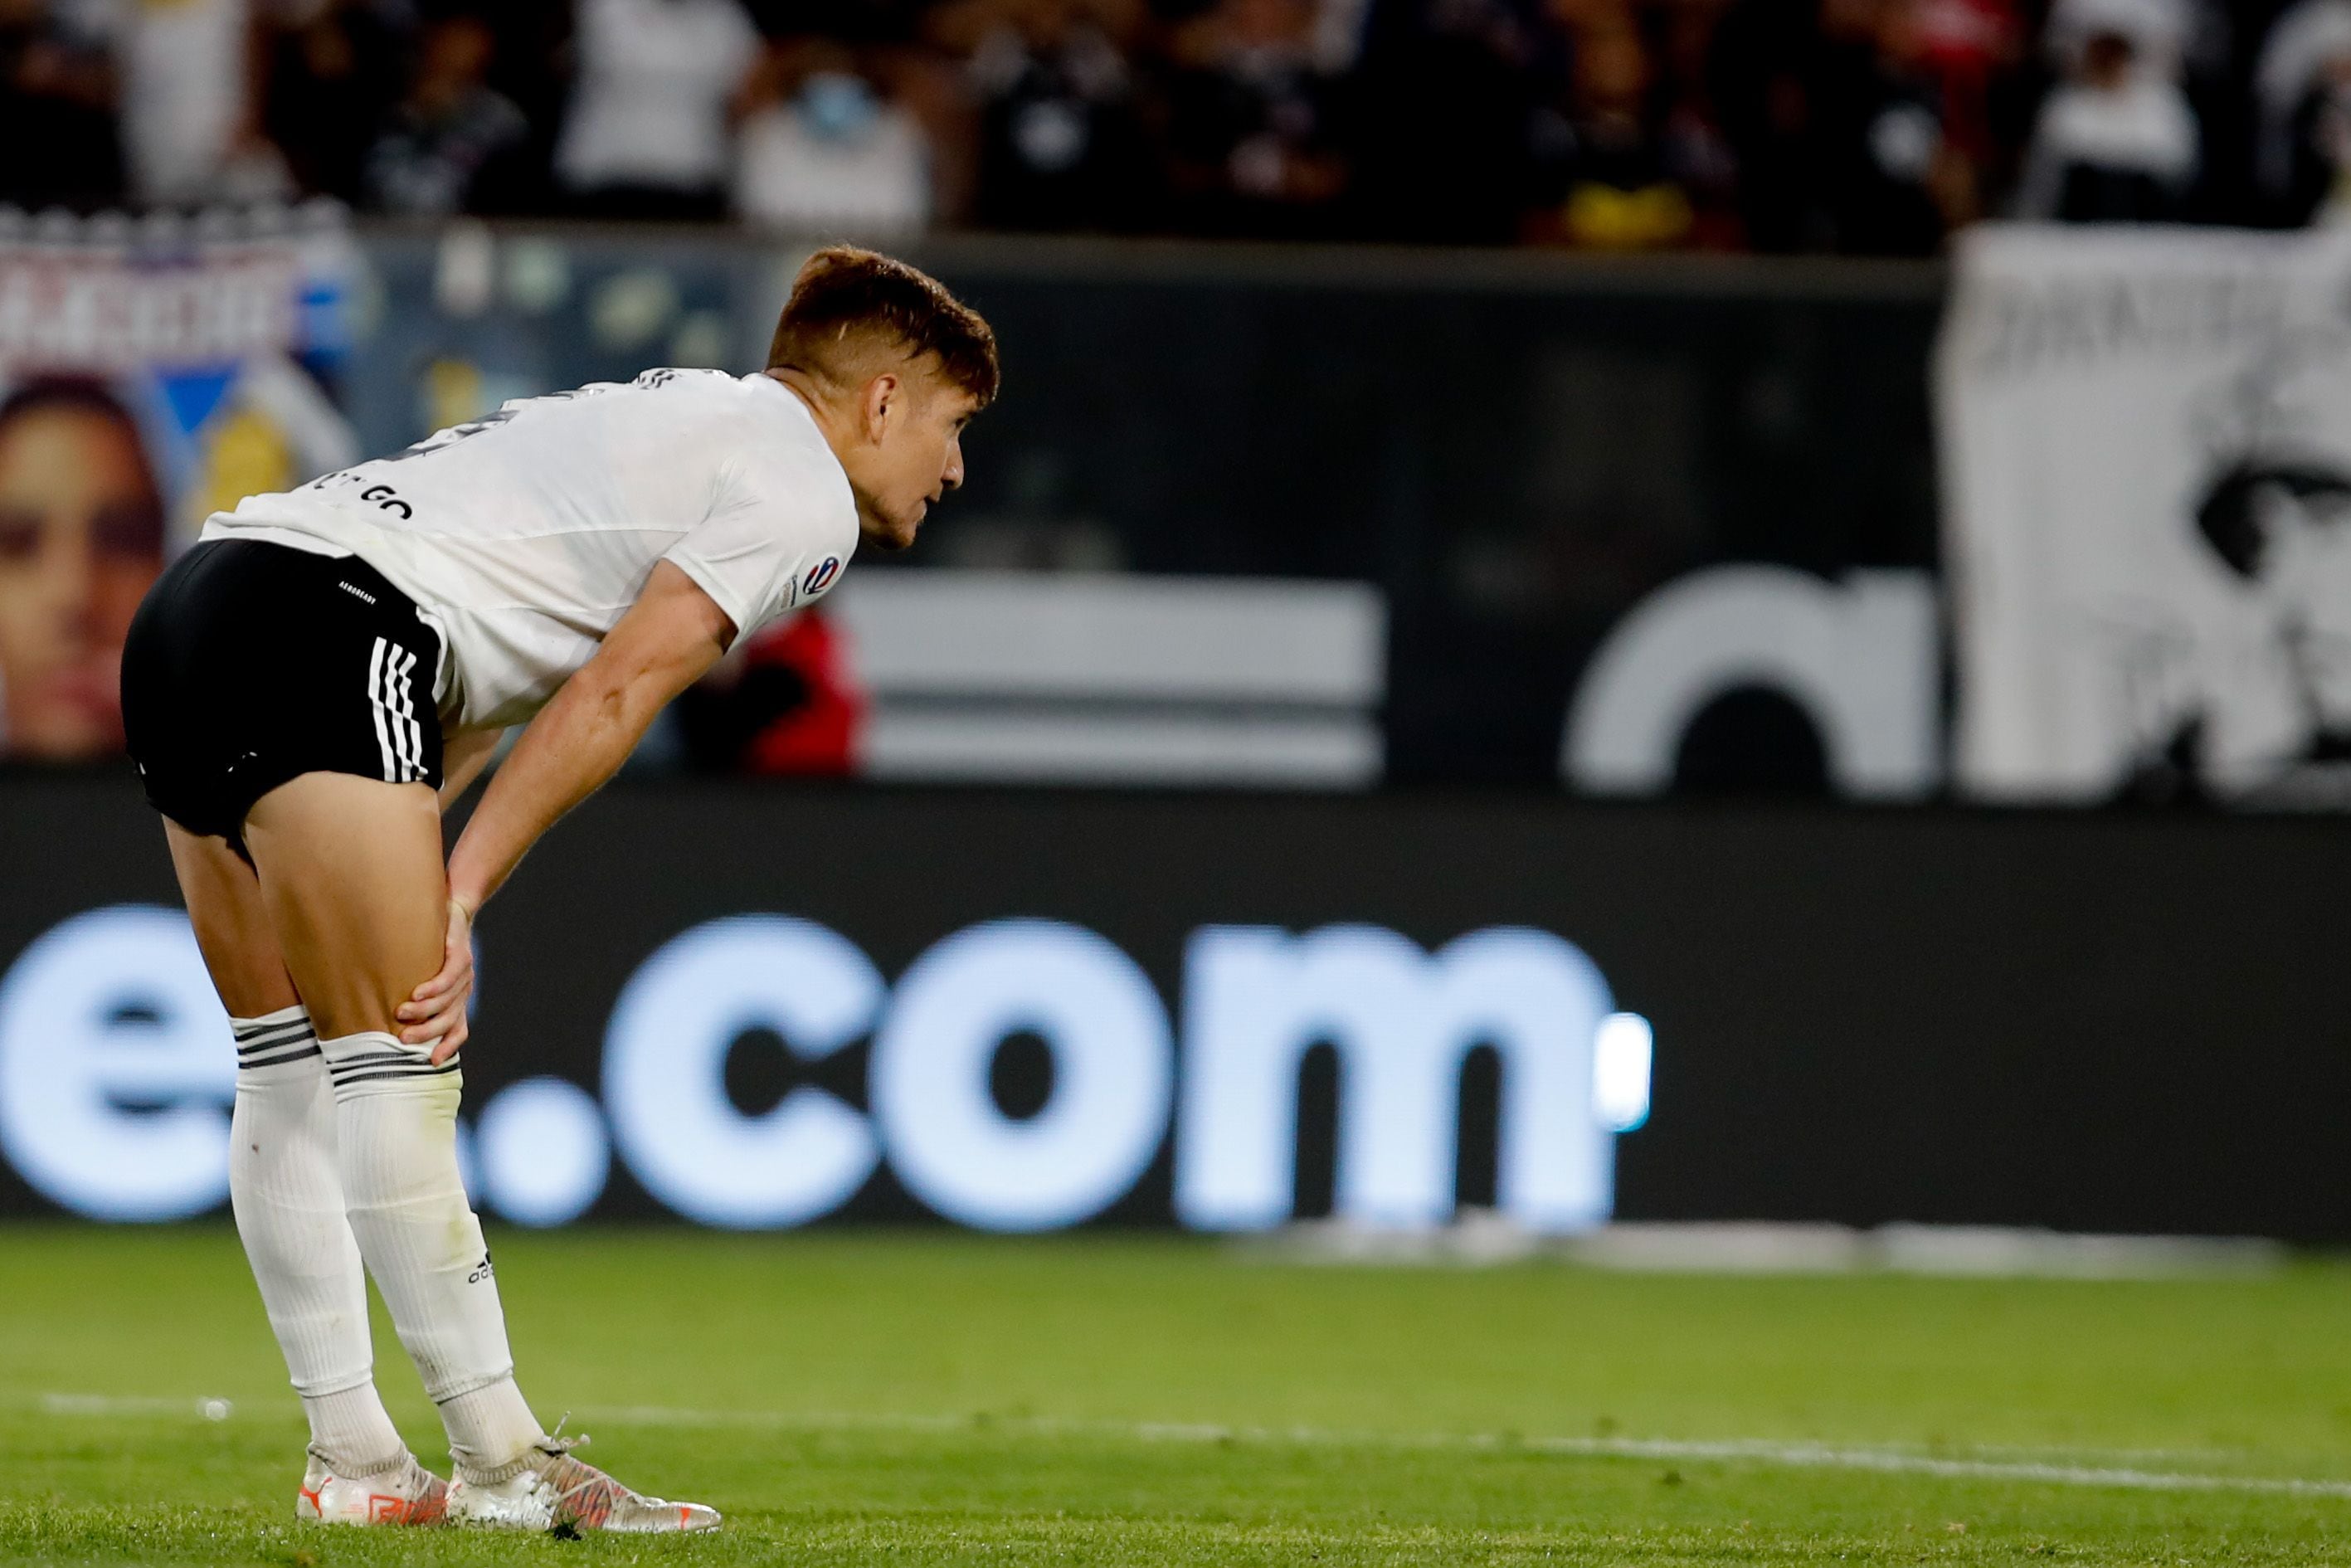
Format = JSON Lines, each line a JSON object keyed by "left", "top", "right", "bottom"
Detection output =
{"left": 4, "top": 0, "right": 2338, "bottom": 251}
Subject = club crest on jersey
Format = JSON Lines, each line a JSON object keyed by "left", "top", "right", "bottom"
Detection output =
{"left": 801, "top": 556, "right": 842, "bottom": 598}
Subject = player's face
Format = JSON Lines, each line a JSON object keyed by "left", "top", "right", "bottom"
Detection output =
{"left": 855, "top": 368, "right": 979, "bottom": 552}
{"left": 0, "top": 407, "right": 165, "bottom": 757}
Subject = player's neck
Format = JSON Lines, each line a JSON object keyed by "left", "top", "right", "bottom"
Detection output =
{"left": 766, "top": 369, "right": 838, "bottom": 441}
{"left": 766, "top": 368, "right": 889, "bottom": 539}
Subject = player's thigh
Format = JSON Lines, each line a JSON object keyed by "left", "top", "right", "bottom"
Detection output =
{"left": 241, "top": 772, "right": 446, "bottom": 1040}
{"left": 163, "top": 821, "right": 301, "bottom": 1020}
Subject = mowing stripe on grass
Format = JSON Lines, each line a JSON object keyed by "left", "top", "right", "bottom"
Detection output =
{"left": 39, "top": 1391, "right": 2351, "bottom": 1501}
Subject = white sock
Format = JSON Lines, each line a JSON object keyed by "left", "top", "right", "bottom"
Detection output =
{"left": 228, "top": 1006, "right": 406, "bottom": 1474}
{"left": 320, "top": 1030, "right": 545, "bottom": 1477}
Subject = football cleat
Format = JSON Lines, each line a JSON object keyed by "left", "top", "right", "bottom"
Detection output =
{"left": 445, "top": 1435, "right": 720, "bottom": 1534}
{"left": 295, "top": 1450, "right": 450, "bottom": 1526}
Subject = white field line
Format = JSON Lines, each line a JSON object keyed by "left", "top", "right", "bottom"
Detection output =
{"left": 575, "top": 1404, "right": 2351, "bottom": 1501}
{"left": 39, "top": 1392, "right": 2351, "bottom": 1501}
{"left": 39, "top": 1394, "right": 233, "bottom": 1420}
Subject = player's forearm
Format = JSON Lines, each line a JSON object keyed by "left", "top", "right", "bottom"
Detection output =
{"left": 443, "top": 675, "right": 663, "bottom": 913}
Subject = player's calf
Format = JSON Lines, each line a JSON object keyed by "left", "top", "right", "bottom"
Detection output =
{"left": 228, "top": 1005, "right": 409, "bottom": 1474}
{"left": 318, "top": 1029, "right": 548, "bottom": 1475}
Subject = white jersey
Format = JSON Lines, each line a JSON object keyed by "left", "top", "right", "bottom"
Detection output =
{"left": 202, "top": 368, "right": 859, "bottom": 730}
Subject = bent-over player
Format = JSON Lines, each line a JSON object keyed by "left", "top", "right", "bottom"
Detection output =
{"left": 119, "top": 248, "right": 995, "bottom": 1531}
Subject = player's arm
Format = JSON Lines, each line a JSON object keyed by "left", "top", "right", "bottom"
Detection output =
{"left": 398, "top": 562, "right": 733, "bottom": 1057}
{"left": 438, "top": 727, "right": 506, "bottom": 814}
{"left": 448, "top": 560, "right": 733, "bottom": 913}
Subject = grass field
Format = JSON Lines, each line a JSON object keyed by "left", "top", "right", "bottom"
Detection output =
{"left": 3, "top": 1225, "right": 2349, "bottom": 1565}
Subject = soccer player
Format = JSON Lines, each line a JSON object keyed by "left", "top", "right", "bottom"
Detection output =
{"left": 117, "top": 248, "right": 995, "bottom": 1531}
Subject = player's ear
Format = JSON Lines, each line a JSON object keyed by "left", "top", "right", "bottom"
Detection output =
{"left": 862, "top": 373, "right": 899, "bottom": 442}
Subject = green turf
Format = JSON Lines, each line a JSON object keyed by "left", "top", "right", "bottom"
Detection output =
{"left": 3, "top": 1225, "right": 2349, "bottom": 1564}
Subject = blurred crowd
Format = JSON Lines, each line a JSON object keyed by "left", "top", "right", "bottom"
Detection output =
{"left": 3, "top": 0, "right": 2351, "bottom": 252}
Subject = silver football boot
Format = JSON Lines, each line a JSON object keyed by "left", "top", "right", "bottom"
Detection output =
{"left": 445, "top": 1434, "right": 720, "bottom": 1534}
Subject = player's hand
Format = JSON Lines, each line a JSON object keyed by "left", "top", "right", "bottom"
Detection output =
{"left": 399, "top": 897, "right": 475, "bottom": 1063}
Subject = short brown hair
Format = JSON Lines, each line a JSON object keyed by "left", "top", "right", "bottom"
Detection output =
{"left": 767, "top": 247, "right": 999, "bottom": 407}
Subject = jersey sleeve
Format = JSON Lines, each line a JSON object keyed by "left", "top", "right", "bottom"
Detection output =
{"left": 660, "top": 445, "right": 852, "bottom": 638}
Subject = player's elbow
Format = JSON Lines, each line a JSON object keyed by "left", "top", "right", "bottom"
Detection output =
{"left": 563, "top": 660, "right": 652, "bottom": 741}
{"left": 599, "top": 653, "right": 704, "bottom": 739}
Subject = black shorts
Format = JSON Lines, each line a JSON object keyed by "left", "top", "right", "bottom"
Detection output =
{"left": 122, "top": 539, "right": 445, "bottom": 847}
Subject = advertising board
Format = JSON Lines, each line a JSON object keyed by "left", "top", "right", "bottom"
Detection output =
{"left": 0, "top": 778, "right": 1653, "bottom": 1231}
{"left": 4, "top": 777, "right": 2346, "bottom": 1239}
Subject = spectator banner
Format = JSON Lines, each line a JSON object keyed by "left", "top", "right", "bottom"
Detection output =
{"left": 1941, "top": 223, "right": 2351, "bottom": 806}
{"left": 0, "top": 207, "right": 358, "bottom": 761}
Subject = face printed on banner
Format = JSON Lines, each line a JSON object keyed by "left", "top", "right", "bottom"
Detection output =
{"left": 2253, "top": 481, "right": 2351, "bottom": 732}
{"left": 0, "top": 382, "right": 168, "bottom": 758}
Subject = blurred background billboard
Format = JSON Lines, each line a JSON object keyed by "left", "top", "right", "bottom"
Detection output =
{"left": 8, "top": 775, "right": 2351, "bottom": 1241}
